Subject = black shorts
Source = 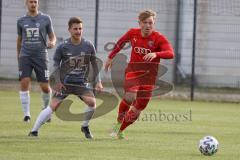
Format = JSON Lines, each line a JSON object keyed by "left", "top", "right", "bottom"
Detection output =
{"left": 18, "top": 56, "right": 49, "bottom": 82}
{"left": 53, "top": 84, "right": 94, "bottom": 101}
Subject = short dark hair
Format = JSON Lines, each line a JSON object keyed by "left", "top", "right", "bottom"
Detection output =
{"left": 68, "top": 17, "right": 83, "bottom": 28}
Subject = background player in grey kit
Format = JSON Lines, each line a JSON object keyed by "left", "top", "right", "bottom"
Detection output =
{"left": 17, "top": 0, "right": 56, "bottom": 122}
{"left": 28, "top": 17, "right": 103, "bottom": 139}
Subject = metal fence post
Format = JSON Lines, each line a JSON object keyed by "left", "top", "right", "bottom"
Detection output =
{"left": 191, "top": 0, "right": 198, "bottom": 101}
{"left": 94, "top": 0, "right": 99, "bottom": 51}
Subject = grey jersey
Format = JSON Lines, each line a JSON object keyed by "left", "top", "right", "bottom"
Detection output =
{"left": 53, "top": 38, "right": 101, "bottom": 85}
{"left": 17, "top": 12, "right": 54, "bottom": 57}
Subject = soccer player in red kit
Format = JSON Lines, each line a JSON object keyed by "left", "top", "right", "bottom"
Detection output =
{"left": 105, "top": 9, "right": 174, "bottom": 139}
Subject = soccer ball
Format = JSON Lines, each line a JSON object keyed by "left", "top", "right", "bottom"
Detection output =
{"left": 199, "top": 136, "right": 219, "bottom": 156}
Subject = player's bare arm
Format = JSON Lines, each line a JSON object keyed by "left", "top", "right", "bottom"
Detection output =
{"left": 17, "top": 35, "right": 22, "bottom": 60}
{"left": 104, "top": 58, "right": 113, "bottom": 72}
{"left": 47, "top": 32, "right": 56, "bottom": 49}
{"left": 91, "top": 56, "right": 103, "bottom": 92}
{"left": 52, "top": 45, "right": 66, "bottom": 92}
{"left": 105, "top": 30, "right": 131, "bottom": 72}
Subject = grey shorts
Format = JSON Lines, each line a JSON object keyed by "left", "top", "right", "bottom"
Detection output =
{"left": 53, "top": 84, "right": 94, "bottom": 101}
{"left": 18, "top": 56, "right": 49, "bottom": 82}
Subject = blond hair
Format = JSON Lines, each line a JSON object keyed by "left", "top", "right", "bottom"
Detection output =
{"left": 138, "top": 9, "right": 156, "bottom": 21}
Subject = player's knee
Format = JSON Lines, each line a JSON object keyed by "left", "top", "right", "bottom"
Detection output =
{"left": 51, "top": 104, "right": 58, "bottom": 111}
{"left": 42, "top": 88, "right": 50, "bottom": 93}
{"left": 84, "top": 97, "right": 96, "bottom": 108}
{"left": 20, "top": 78, "right": 30, "bottom": 91}
{"left": 50, "top": 98, "right": 61, "bottom": 111}
{"left": 89, "top": 100, "right": 96, "bottom": 108}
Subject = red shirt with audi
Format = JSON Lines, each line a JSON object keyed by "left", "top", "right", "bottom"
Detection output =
{"left": 108, "top": 28, "right": 174, "bottom": 62}
{"left": 108, "top": 28, "right": 174, "bottom": 91}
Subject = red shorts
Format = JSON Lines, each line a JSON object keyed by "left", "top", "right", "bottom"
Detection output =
{"left": 124, "top": 62, "right": 159, "bottom": 98}
{"left": 124, "top": 71, "right": 156, "bottom": 99}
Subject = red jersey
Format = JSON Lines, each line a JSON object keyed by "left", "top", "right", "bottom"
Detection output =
{"left": 108, "top": 28, "right": 174, "bottom": 93}
{"left": 108, "top": 28, "right": 174, "bottom": 62}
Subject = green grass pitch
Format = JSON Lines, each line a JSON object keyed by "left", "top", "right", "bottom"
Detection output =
{"left": 0, "top": 90, "right": 239, "bottom": 160}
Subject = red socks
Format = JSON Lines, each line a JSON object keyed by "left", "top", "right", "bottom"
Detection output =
{"left": 119, "top": 109, "right": 140, "bottom": 131}
{"left": 117, "top": 99, "right": 131, "bottom": 123}
{"left": 119, "top": 98, "right": 150, "bottom": 132}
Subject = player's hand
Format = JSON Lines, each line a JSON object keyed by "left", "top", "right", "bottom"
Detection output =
{"left": 143, "top": 53, "right": 157, "bottom": 61}
{"left": 104, "top": 58, "right": 113, "bottom": 72}
{"left": 55, "top": 82, "right": 66, "bottom": 93}
{"left": 95, "top": 82, "right": 103, "bottom": 93}
{"left": 47, "top": 41, "right": 55, "bottom": 49}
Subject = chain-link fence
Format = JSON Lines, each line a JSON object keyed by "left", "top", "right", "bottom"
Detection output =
{"left": 0, "top": 0, "right": 239, "bottom": 101}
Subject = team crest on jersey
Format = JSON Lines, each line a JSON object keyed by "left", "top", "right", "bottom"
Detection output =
{"left": 148, "top": 41, "right": 154, "bottom": 47}
{"left": 133, "top": 38, "right": 137, "bottom": 43}
{"left": 36, "top": 23, "right": 40, "bottom": 28}
{"left": 26, "top": 28, "right": 39, "bottom": 38}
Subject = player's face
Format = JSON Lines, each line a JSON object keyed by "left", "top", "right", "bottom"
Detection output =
{"left": 139, "top": 16, "right": 155, "bottom": 36}
{"left": 69, "top": 23, "right": 83, "bottom": 41}
{"left": 26, "top": 0, "right": 39, "bottom": 13}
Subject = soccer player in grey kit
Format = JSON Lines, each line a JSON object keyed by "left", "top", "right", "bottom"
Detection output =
{"left": 28, "top": 17, "right": 103, "bottom": 139}
{"left": 17, "top": 0, "right": 56, "bottom": 122}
